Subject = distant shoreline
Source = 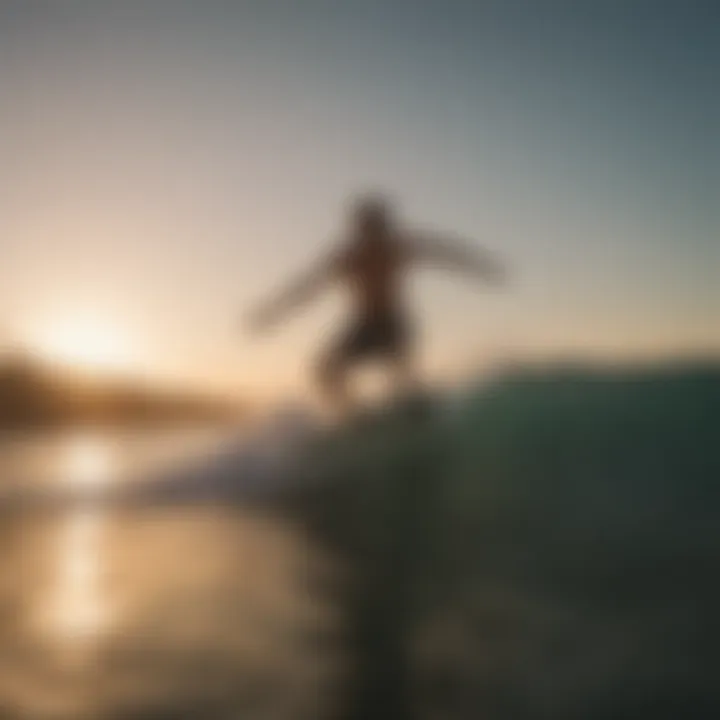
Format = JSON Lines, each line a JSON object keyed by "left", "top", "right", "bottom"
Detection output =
{"left": 0, "top": 354, "right": 245, "bottom": 432}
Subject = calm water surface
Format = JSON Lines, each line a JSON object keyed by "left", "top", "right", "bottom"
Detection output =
{"left": 0, "top": 430, "right": 343, "bottom": 720}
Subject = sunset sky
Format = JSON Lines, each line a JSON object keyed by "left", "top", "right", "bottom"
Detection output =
{"left": 1, "top": 1, "right": 717, "bottom": 399}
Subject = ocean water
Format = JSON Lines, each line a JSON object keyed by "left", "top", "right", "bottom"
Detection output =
{"left": 0, "top": 427, "right": 344, "bottom": 720}
{"left": 0, "top": 365, "right": 718, "bottom": 719}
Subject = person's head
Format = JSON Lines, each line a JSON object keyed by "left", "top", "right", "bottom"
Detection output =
{"left": 350, "top": 194, "right": 394, "bottom": 239}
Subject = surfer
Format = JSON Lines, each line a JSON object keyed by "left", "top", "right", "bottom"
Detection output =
{"left": 247, "top": 194, "right": 507, "bottom": 413}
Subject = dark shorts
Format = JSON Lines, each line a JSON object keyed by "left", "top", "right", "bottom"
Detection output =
{"left": 330, "top": 313, "right": 411, "bottom": 366}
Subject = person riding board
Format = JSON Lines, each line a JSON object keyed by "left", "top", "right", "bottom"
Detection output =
{"left": 247, "top": 194, "right": 507, "bottom": 414}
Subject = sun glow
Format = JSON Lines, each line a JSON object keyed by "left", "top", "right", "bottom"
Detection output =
{"left": 33, "top": 316, "right": 135, "bottom": 372}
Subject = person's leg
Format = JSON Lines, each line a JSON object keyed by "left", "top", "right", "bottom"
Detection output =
{"left": 315, "top": 321, "right": 365, "bottom": 417}
{"left": 388, "top": 347, "right": 434, "bottom": 419}
{"left": 316, "top": 347, "right": 351, "bottom": 416}
{"left": 390, "top": 347, "right": 418, "bottom": 399}
{"left": 386, "top": 314, "right": 420, "bottom": 401}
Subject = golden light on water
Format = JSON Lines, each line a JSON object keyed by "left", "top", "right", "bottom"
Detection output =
{"left": 36, "top": 437, "right": 114, "bottom": 644}
{"left": 64, "top": 438, "right": 114, "bottom": 489}
{"left": 52, "top": 512, "right": 107, "bottom": 641}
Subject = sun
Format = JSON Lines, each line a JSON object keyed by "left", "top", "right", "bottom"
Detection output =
{"left": 33, "top": 316, "right": 135, "bottom": 372}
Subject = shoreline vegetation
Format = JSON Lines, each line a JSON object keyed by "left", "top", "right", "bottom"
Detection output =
{"left": 0, "top": 353, "right": 243, "bottom": 430}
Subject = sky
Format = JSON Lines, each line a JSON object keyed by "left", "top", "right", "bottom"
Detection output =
{"left": 0, "top": 0, "right": 718, "bottom": 399}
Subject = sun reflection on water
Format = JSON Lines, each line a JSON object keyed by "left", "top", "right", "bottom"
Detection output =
{"left": 37, "top": 436, "right": 114, "bottom": 645}
{"left": 64, "top": 438, "right": 113, "bottom": 489}
{"left": 9, "top": 432, "right": 344, "bottom": 718}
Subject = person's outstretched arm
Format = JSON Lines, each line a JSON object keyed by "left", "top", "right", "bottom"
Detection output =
{"left": 410, "top": 232, "right": 508, "bottom": 286}
{"left": 246, "top": 251, "right": 341, "bottom": 334}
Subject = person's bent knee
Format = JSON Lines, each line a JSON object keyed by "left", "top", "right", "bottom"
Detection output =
{"left": 315, "top": 352, "right": 342, "bottom": 391}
